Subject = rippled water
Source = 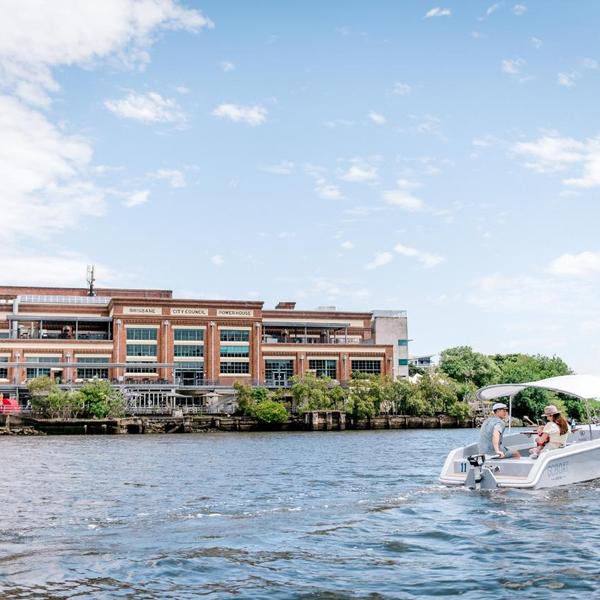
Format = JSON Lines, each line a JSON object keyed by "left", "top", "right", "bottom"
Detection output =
{"left": 2, "top": 430, "right": 600, "bottom": 598}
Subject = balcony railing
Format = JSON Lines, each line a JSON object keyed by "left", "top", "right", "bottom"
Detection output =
{"left": 262, "top": 336, "right": 371, "bottom": 345}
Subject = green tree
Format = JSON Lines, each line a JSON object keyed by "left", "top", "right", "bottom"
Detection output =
{"left": 46, "top": 388, "right": 85, "bottom": 419}
{"left": 27, "top": 376, "right": 85, "bottom": 419}
{"left": 345, "top": 375, "right": 383, "bottom": 420}
{"left": 439, "top": 346, "right": 501, "bottom": 388}
{"left": 233, "top": 382, "right": 256, "bottom": 416}
{"left": 252, "top": 399, "right": 288, "bottom": 424}
{"left": 79, "top": 380, "right": 125, "bottom": 418}
{"left": 290, "top": 373, "right": 344, "bottom": 413}
{"left": 413, "top": 371, "right": 460, "bottom": 416}
{"left": 492, "top": 353, "right": 572, "bottom": 419}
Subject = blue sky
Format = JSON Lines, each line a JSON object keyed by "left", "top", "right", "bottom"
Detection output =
{"left": 2, "top": 1, "right": 600, "bottom": 372}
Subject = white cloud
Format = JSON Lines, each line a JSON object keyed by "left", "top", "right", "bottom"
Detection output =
{"left": 547, "top": 251, "right": 600, "bottom": 278}
{"left": 340, "top": 241, "right": 355, "bottom": 250}
{"left": 0, "top": 250, "right": 117, "bottom": 287}
{"left": 105, "top": 91, "right": 185, "bottom": 124}
{"left": 425, "top": 8, "right": 451, "bottom": 18}
{"left": 323, "top": 118, "right": 355, "bottom": 129}
{"left": 406, "top": 114, "right": 447, "bottom": 141}
{"left": 212, "top": 103, "right": 267, "bottom": 125}
{"left": 0, "top": 0, "right": 213, "bottom": 107}
{"left": 557, "top": 59, "right": 597, "bottom": 88}
{"left": 502, "top": 57, "right": 526, "bottom": 77}
{"left": 150, "top": 168, "right": 186, "bottom": 188}
{"left": 382, "top": 190, "right": 423, "bottom": 211}
{"left": 340, "top": 164, "right": 378, "bottom": 182}
{"left": 0, "top": 94, "right": 104, "bottom": 241}
{"left": 486, "top": 3, "right": 501, "bottom": 16}
{"left": 211, "top": 254, "right": 224, "bottom": 266}
{"left": 511, "top": 133, "right": 586, "bottom": 173}
{"left": 368, "top": 111, "right": 386, "bottom": 125}
{"left": 394, "top": 243, "right": 445, "bottom": 268}
{"left": 393, "top": 82, "right": 412, "bottom": 96}
{"left": 382, "top": 179, "right": 424, "bottom": 211}
{"left": 259, "top": 161, "right": 294, "bottom": 175}
{"left": 316, "top": 181, "right": 343, "bottom": 200}
{"left": 124, "top": 189, "right": 150, "bottom": 207}
{"left": 531, "top": 37, "right": 543, "bottom": 49}
{"left": 557, "top": 72, "right": 578, "bottom": 87}
{"left": 0, "top": 0, "right": 209, "bottom": 282}
{"left": 221, "top": 61, "right": 236, "bottom": 72}
{"left": 175, "top": 85, "right": 190, "bottom": 94}
{"left": 467, "top": 271, "right": 600, "bottom": 328}
{"left": 512, "top": 4, "right": 527, "bottom": 16}
{"left": 513, "top": 132, "right": 600, "bottom": 189}
{"left": 304, "top": 164, "right": 344, "bottom": 200}
{"left": 365, "top": 252, "right": 393, "bottom": 270}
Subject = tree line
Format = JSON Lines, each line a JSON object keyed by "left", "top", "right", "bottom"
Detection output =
{"left": 237, "top": 346, "right": 585, "bottom": 423}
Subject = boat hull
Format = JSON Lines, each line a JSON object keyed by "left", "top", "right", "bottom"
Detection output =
{"left": 439, "top": 429, "right": 600, "bottom": 490}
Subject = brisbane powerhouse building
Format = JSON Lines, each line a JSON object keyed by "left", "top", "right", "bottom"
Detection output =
{"left": 0, "top": 285, "right": 409, "bottom": 404}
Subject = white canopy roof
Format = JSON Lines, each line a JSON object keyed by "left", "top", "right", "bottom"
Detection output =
{"left": 477, "top": 374, "right": 600, "bottom": 401}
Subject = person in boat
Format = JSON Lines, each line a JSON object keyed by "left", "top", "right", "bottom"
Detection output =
{"left": 479, "top": 402, "right": 521, "bottom": 459}
{"left": 529, "top": 405, "right": 571, "bottom": 458}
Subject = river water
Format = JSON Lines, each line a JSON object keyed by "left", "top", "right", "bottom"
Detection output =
{"left": 1, "top": 430, "right": 600, "bottom": 598}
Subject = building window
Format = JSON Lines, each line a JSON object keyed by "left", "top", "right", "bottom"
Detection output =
{"left": 351, "top": 360, "right": 382, "bottom": 375}
{"left": 125, "top": 365, "right": 157, "bottom": 374}
{"left": 397, "top": 339, "right": 408, "bottom": 346}
{"left": 174, "top": 362, "right": 204, "bottom": 386}
{"left": 0, "top": 357, "right": 7, "bottom": 379}
{"left": 220, "top": 361, "right": 250, "bottom": 374}
{"left": 126, "top": 328, "right": 157, "bottom": 341}
{"left": 174, "top": 329, "right": 204, "bottom": 341}
{"left": 0, "top": 331, "right": 9, "bottom": 339}
{"left": 220, "top": 329, "right": 249, "bottom": 342}
{"left": 174, "top": 345, "right": 204, "bottom": 357}
{"left": 25, "top": 356, "right": 60, "bottom": 379}
{"left": 308, "top": 359, "right": 337, "bottom": 378}
{"left": 220, "top": 345, "right": 249, "bottom": 357}
{"left": 265, "top": 359, "right": 293, "bottom": 387}
{"left": 77, "top": 357, "right": 109, "bottom": 380}
{"left": 126, "top": 344, "right": 157, "bottom": 357}
{"left": 398, "top": 358, "right": 409, "bottom": 366}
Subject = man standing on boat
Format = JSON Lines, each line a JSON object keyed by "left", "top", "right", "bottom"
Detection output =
{"left": 479, "top": 403, "right": 521, "bottom": 459}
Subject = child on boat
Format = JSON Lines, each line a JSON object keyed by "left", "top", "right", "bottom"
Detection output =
{"left": 529, "top": 405, "right": 571, "bottom": 458}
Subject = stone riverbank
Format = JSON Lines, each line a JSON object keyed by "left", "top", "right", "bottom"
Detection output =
{"left": 0, "top": 411, "right": 481, "bottom": 435}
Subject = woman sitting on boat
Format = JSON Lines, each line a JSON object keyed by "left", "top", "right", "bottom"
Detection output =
{"left": 529, "top": 405, "right": 571, "bottom": 458}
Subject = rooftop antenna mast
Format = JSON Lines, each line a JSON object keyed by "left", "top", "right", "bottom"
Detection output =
{"left": 86, "top": 265, "right": 96, "bottom": 297}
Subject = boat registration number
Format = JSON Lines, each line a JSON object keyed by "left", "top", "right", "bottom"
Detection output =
{"left": 547, "top": 460, "right": 568, "bottom": 481}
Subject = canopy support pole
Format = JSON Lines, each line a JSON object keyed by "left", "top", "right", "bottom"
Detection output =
{"left": 583, "top": 395, "right": 593, "bottom": 440}
{"left": 508, "top": 394, "right": 514, "bottom": 434}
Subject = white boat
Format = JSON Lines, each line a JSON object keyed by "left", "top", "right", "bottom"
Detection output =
{"left": 439, "top": 374, "right": 600, "bottom": 490}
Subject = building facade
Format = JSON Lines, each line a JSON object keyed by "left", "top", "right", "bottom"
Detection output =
{"left": 0, "top": 286, "right": 409, "bottom": 402}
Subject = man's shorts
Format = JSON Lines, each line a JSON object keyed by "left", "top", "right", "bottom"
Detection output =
{"left": 501, "top": 447, "right": 515, "bottom": 458}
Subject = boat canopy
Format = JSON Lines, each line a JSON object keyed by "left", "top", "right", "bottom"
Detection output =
{"left": 477, "top": 374, "right": 600, "bottom": 401}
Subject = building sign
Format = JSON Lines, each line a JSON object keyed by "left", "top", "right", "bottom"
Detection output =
{"left": 216, "top": 309, "right": 254, "bottom": 317}
{"left": 123, "top": 306, "right": 162, "bottom": 315}
{"left": 170, "top": 308, "right": 209, "bottom": 316}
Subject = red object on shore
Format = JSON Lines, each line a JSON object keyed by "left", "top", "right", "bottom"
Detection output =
{"left": 0, "top": 395, "right": 20, "bottom": 414}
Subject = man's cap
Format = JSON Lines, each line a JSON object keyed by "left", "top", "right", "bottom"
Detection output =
{"left": 543, "top": 404, "right": 560, "bottom": 417}
{"left": 492, "top": 402, "right": 508, "bottom": 412}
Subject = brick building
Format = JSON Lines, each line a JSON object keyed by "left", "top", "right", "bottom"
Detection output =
{"left": 0, "top": 286, "right": 409, "bottom": 409}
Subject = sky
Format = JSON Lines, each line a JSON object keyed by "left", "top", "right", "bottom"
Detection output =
{"left": 1, "top": 1, "right": 600, "bottom": 373}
